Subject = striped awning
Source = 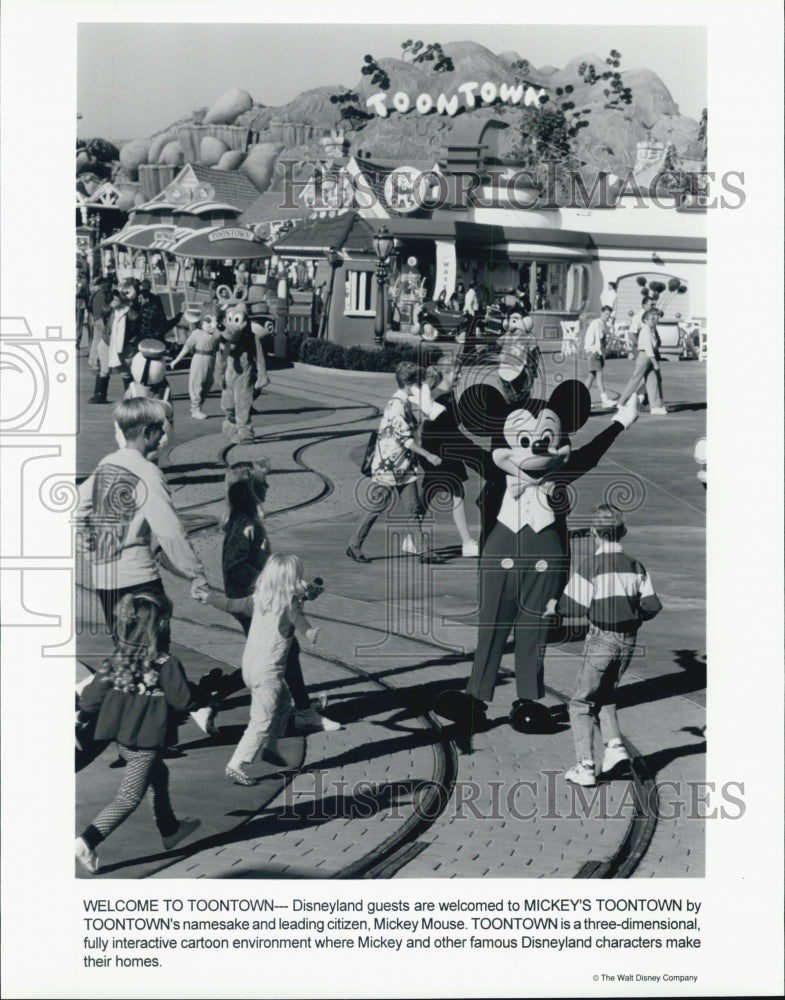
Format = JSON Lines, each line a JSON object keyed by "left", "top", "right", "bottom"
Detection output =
{"left": 112, "top": 225, "right": 196, "bottom": 251}
{"left": 168, "top": 225, "right": 273, "bottom": 260}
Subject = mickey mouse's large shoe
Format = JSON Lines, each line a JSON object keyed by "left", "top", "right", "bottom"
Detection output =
{"left": 434, "top": 690, "right": 487, "bottom": 729}
{"left": 509, "top": 698, "right": 554, "bottom": 734}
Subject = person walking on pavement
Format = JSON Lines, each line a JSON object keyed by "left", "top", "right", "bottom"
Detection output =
{"left": 88, "top": 287, "right": 122, "bottom": 404}
{"left": 583, "top": 305, "right": 614, "bottom": 408}
{"left": 114, "top": 278, "right": 143, "bottom": 390}
{"left": 75, "top": 591, "right": 201, "bottom": 874}
{"left": 414, "top": 366, "right": 482, "bottom": 557}
{"left": 169, "top": 303, "right": 223, "bottom": 420}
{"left": 615, "top": 309, "right": 667, "bottom": 414}
{"left": 87, "top": 277, "right": 112, "bottom": 371}
{"left": 138, "top": 280, "right": 182, "bottom": 344}
{"left": 557, "top": 505, "right": 662, "bottom": 787}
{"left": 347, "top": 362, "right": 444, "bottom": 564}
{"left": 89, "top": 279, "right": 142, "bottom": 403}
{"left": 196, "top": 554, "right": 320, "bottom": 786}
{"left": 211, "top": 461, "right": 340, "bottom": 733}
{"left": 76, "top": 271, "right": 90, "bottom": 350}
{"left": 626, "top": 297, "right": 650, "bottom": 359}
{"left": 75, "top": 397, "right": 213, "bottom": 732}
{"left": 463, "top": 281, "right": 479, "bottom": 318}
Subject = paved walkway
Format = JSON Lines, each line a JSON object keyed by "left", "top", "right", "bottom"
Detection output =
{"left": 76, "top": 348, "right": 707, "bottom": 879}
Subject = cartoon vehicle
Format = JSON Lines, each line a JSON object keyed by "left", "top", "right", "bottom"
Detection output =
{"left": 415, "top": 301, "right": 509, "bottom": 346}
{"left": 415, "top": 300, "right": 472, "bottom": 341}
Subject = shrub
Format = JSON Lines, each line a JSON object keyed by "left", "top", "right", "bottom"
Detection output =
{"left": 285, "top": 332, "right": 304, "bottom": 362}
{"left": 299, "top": 338, "right": 441, "bottom": 372}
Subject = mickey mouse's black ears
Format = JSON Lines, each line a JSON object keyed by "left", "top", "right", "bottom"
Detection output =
{"left": 547, "top": 380, "right": 591, "bottom": 433}
{"left": 457, "top": 383, "right": 508, "bottom": 439}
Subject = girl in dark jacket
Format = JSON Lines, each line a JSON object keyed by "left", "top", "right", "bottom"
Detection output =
{"left": 75, "top": 591, "right": 200, "bottom": 874}
{"left": 211, "top": 462, "right": 339, "bottom": 732}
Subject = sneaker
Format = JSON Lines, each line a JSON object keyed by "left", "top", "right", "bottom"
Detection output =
{"left": 75, "top": 836, "right": 100, "bottom": 874}
{"left": 461, "top": 539, "right": 479, "bottom": 557}
{"left": 649, "top": 407, "right": 668, "bottom": 415}
{"left": 88, "top": 395, "right": 109, "bottom": 404}
{"left": 162, "top": 817, "right": 201, "bottom": 851}
{"left": 600, "top": 394, "right": 613, "bottom": 408}
{"left": 203, "top": 707, "right": 220, "bottom": 737}
{"left": 565, "top": 761, "right": 597, "bottom": 787}
{"left": 601, "top": 740, "right": 630, "bottom": 773}
{"left": 226, "top": 764, "right": 257, "bottom": 786}
{"left": 293, "top": 705, "right": 342, "bottom": 732}
{"left": 401, "top": 535, "right": 418, "bottom": 555}
{"left": 191, "top": 705, "right": 218, "bottom": 735}
{"left": 190, "top": 409, "right": 208, "bottom": 420}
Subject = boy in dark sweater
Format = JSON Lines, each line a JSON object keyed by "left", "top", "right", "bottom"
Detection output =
{"left": 557, "top": 504, "right": 662, "bottom": 787}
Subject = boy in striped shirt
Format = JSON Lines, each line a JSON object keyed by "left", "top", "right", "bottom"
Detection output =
{"left": 557, "top": 504, "right": 662, "bottom": 787}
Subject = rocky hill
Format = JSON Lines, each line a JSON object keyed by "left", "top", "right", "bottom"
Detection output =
{"left": 80, "top": 40, "right": 703, "bottom": 203}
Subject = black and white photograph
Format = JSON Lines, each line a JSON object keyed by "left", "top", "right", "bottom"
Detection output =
{"left": 1, "top": 2, "right": 783, "bottom": 998}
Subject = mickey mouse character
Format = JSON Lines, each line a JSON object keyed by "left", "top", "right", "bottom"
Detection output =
{"left": 435, "top": 381, "right": 639, "bottom": 734}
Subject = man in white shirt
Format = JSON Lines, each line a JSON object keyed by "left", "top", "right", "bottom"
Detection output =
{"left": 463, "top": 282, "right": 479, "bottom": 316}
{"left": 583, "top": 305, "right": 614, "bottom": 408}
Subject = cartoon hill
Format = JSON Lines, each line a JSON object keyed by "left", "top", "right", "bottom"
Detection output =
{"left": 81, "top": 40, "right": 703, "bottom": 203}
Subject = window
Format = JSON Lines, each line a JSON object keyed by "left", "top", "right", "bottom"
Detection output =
{"left": 566, "top": 264, "right": 591, "bottom": 312}
{"left": 518, "top": 260, "right": 572, "bottom": 311}
{"left": 344, "top": 268, "right": 376, "bottom": 316}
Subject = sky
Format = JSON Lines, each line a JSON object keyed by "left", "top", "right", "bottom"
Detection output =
{"left": 77, "top": 22, "right": 706, "bottom": 141}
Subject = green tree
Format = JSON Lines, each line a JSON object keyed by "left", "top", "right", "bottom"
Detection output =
{"left": 401, "top": 40, "right": 455, "bottom": 72}
{"left": 328, "top": 54, "right": 391, "bottom": 132}
{"left": 360, "top": 54, "right": 391, "bottom": 91}
{"left": 514, "top": 49, "right": 633, "bottom": 175}
{"left": 328, "top": 90, "right": 373, "bottom": 129}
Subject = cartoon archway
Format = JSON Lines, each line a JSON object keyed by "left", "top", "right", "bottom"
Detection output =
{"left": 615, "top": 271, "right": 690, "bottom": 322}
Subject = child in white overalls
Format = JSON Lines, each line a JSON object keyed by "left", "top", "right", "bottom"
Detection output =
{"left": 200, "top": 553, "right": 319, "bottom": 786}
{"left": 170, "top": 304, "right": 223, "bottom": 420}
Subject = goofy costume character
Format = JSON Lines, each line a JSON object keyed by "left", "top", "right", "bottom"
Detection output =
{"left": 220, "top": 302, "right": 257, "bottom": 444}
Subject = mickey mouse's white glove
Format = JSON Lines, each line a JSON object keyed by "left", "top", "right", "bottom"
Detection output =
{"left": 612, "top": 395, "right": 639, "bottom": 429}
{"left": 418, "top": 383, "right": 446, "bottom": 421}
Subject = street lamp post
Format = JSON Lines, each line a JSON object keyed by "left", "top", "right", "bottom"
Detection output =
{"left": 317, "top": 247, "right": 342, "bottom": 341}
{"left": 373, "top": 225, "right": 395, "bottom": 349}
{"left": 274, "top": 261, "right": 290, "bottom": 359}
